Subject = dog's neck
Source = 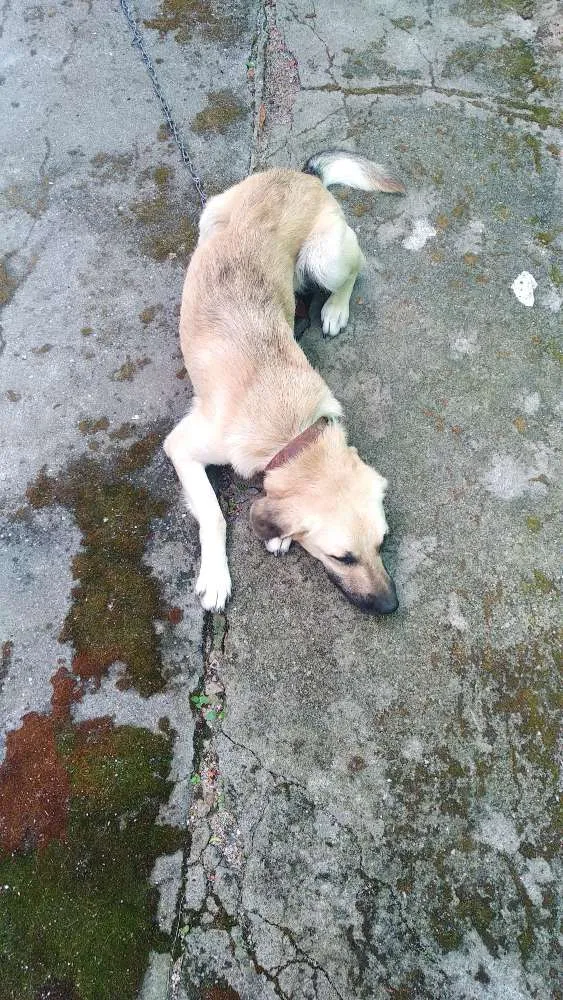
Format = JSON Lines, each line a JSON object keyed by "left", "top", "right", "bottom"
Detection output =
{"left": 265, "top": 392, "right": 343, "bottom": 472}
{"left": 265, "top": 417, "right": 329, "bottom": 472}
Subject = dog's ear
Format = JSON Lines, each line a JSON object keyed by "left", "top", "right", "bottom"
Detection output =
{"left": 250, "top": 496, "right": 289, "bottom": 540}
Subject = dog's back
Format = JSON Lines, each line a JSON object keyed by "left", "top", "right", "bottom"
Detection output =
{"left": 180, "top": 170, "right": 333, "bottom": 400}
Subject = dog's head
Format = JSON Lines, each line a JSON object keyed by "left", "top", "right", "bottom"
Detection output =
{"left": 251, "top": 423, "right": 398, "bottom": 615}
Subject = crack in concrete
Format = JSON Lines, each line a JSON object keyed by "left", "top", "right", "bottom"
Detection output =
{"left": 300, "top": 80, "right": 560, "bottom": 129}
{"left": 246, "top": 908, "right": 346, "bottom": 1000}
{"left": 0, "top": 0, "right": 11, "bottom": 40}
{"left": 249, "top": 1, "right": 269, "bottom": 174}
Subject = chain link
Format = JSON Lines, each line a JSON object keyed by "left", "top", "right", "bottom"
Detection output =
{"left": 119, "top": 0, "right": 207, "bottom": 208}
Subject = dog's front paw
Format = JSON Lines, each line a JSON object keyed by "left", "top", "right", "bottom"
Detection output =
{"left": 196, "top": 558, "right": 232, "bottom": 611}
{"left": 265, "top": 536, "right": 292, "bottom": 556}
{"left": 321, "top": 296, "right": 350, "bottom": 338}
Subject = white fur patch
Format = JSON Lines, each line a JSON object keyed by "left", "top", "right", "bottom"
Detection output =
{"left": 196, "top": 551, "right": 232, "bottom": 610}
{"left": 321, "top": 293, "right": 350, "bottom": 337}
{"left": 265, "top": 537, "right": 292, "bottom": 555}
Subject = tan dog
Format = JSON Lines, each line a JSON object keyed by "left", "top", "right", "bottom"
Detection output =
{"left": 164, "top": 150, "right": 405, "bottom": 613}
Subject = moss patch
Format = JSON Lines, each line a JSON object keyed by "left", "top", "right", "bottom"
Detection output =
{"left": 192, "top": 89, "right": 246, "bottom": 135}
{"left": 78, "top": 417, "right": 109, "bottom": 436}
{"left": 523, "top": 133, "right": 542, "bottom": 173}
{"left": 444, "top": 39, "right": 556, "bottom": 99}
{"left": 0, "top": 258, "right": 18, "bottom": 308}
{"left": 0, "top": 715, "right": 181, "bottom": 1000}
{"left": 111, "top": 357, "right": 150, "bottom": 382}
{"left": 455, "top": 1, "right": 536, "bottom": 27}
{"left": 342, "top": 38, "right": 419, "bottom": 81}
{"left": 25, "top": 439, "right": 167, "bottom": 696}
{"left": 139, "top": 305, "right": 158, "bottom": 325}
{"left": 0, "top": 435, "right": 185, "bottom": 999}
{"left": 391, "top": 16, "right": 416, "bottom": 29}
{"left": 377, "top": 627, "right": 561, "bottom": 972}
{"left": 143, "top": 0, "right": 235, "bottom": 43}
{"left": 129, "top": 167, "right": 197, "bottom": 263}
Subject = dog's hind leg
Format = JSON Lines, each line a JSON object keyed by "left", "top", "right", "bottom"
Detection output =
{"left": 297, "top": 211, "right": 364, "bottom": 338}
{"left": 164, "top": 406, "right": 231, "bottom": 611}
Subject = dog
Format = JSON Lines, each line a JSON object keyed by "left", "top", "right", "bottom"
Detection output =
{"left": 164, "top": 149, "right": 405, "bottom": 614}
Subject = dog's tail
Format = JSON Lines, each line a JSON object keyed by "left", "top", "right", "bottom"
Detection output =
{"left": 303, "top": 148, "right": 405, "bottom": 194}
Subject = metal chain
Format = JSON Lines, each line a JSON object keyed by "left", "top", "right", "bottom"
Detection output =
{"left": 119, "top": 0, "right": 207, "bottom": 208}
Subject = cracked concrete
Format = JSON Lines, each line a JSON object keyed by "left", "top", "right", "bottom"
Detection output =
{"left": 1, "top": 1, "right": 561, "bottom": 999}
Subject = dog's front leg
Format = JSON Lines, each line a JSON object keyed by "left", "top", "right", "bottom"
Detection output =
{"left": 164, "top": 413, "right": 231, "bottom": 611}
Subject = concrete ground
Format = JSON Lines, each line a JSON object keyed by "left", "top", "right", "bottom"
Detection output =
{"left": 0, "top": 1, "right": 560, "bottom": 999}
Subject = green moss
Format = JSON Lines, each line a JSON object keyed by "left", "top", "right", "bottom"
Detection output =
{"left": 445, "top": 39, "right": 555, "bottom": 99}
{"left": 139, "top": 305, "right": 157, "bottom": 325}
{"left": 455, "top": 1, "right": 536, "bottom": 28}
{"left": 535, "top": 230, "right": 557, "bottom": 246}
{"left": 0, "top": 258, "right": 18, "bottom": 308}
{"left": 192, "top": 89, "right": 246, "bottom": 134}
{"left": 526, "top": 105, "right": 553, "bottom": 127}
{"left": 26, "top": 441, "right": 166, "bottom": 696}
{"left": 548, "top": 264, "right": 562, "bottom": 288}
{"left": 129, "top": 167, "right": 197, "bottom": 263}
{"left": 391, "top": 16, "right": 416, "bottom": 29}
{"left": 530, "top": 569, "right": 559, "bottom": 595}
{"left": 523, "top": 133, "right": 542, "bottom": 173}
{"left": 148, "top": 217, "right": 197, "bottom": 263}
{"left": 458, "top": 882, "right": 498, "bottom": 954}
{"left": 144, "top": 0, "right": 235, "bottom": 43}
{"left": 0, "top": 722, "right": 181, "bottom": 1000}
{"left": 525, "top": 516, "right": 542, "bottom": 533}
{"left": 543, "top": 338, "right": 563, "bottom": 364}
{"left": 78, "top": 417, "right": 110, "bottom": 436}
{"left": 153, "top": 165, "right": 173, "bottom": 188}
{"left": 111, "top": 357, "right": 151, "bottom": 381}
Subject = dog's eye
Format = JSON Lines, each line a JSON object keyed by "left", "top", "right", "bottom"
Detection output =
{"left": 331, "top": 552, "right": 358, "bottom": 566}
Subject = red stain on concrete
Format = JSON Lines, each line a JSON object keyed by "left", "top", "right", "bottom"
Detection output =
{"left": 50, "top": 666, "right": 83, "bottom": 721}
{"left": 166, "top": 606, "right": 183, "bottom": 625}
{"left": 0, "top": 712, "right": 70, "bottom": 853}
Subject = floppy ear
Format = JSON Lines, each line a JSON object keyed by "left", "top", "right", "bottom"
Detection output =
{"left": 250, "top": 496, "right": 289, "bottom": 541}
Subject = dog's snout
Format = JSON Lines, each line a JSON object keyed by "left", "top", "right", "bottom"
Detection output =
{"left": 327, "top": 568, "right": 399, "bottom": 615}
{"left": 367, "top": 580, "right": 399, "bottom": 616}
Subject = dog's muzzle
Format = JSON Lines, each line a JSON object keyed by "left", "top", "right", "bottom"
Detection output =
{"left": 327, "top": 570, "right": 399, "bottom": 616}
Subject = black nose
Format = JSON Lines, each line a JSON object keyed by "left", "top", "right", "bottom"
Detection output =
{"left": 345, "top": 583, "right": 399, "bottom": 615}
{"left": 365, "top": 576, "right": 399, "bottom": 615}
{"left": 370, "top": 585, "right": 399, "bottom": 615}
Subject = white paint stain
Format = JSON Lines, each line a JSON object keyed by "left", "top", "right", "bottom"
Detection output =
{"left": 401, "top": 736, "right": 424, "bottom": 761}
{"left": 482, "top": 453, "right": 549, "bottom": 500}
{"left": 402, "top": 217, "right": 436, "bottom": 251}
{"left": 539, "top": 284, "right": 561, "bottom": 313}
{"left": 377, "top": 217, "right": 406, "bottom": 247}
{"left": 447, "top": 593, "right": 468, "bottom": 631}
{"left": 520, "top": 857, "right": 554, "bottom": 907}
{"left": 395, "top": 535, "right": 437, "bottom": 608}
{"left": 450, "top": 331, "right": 480, "bottom": 357}
{"left": 511, "top": 270, "right": 537, "bottom": 307}
{"left": 455, "top": 219, "right": 485, "bottom": 254}
{"left": 441, "top": 930, "right": 535, "bottom": 1000}
{"left": 522, "top": 392, "right": 541, "bottom": 415}
{"left": 477, "top": 810, "right": 520, "bottom": 854}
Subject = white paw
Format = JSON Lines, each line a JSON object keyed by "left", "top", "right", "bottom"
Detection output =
{"left": 196, "top": 557, "right": 232, "bottom": 611}
{"left": 321, "top": 295, "right": 350, "bottom": 337}
{"left": 265, "top": 536, "right": 292, "bottom": 556}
